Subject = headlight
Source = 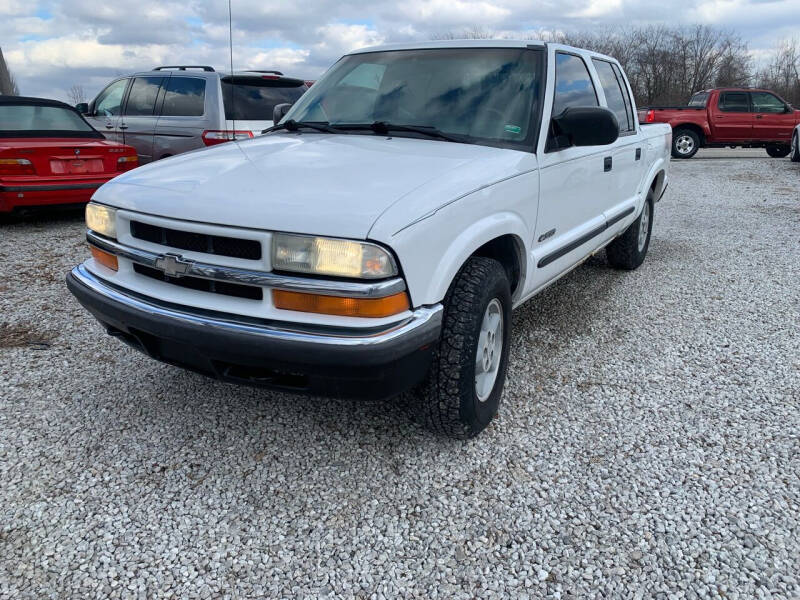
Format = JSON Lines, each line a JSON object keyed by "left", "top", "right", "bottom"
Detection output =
{"left": 272, "top": 233, "right": 397, "bottom": 279}
{"left": 85, "top": 203, "right": 117, "bottom": 239}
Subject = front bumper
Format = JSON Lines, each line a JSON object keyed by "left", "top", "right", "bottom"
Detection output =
{"left": 67, "top": 264, "right": 443, "bottom": 399}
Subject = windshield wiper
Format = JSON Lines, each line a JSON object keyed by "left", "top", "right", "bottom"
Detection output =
{"left": 262, "top": 120, "right": 345, "bottom": 134}
{"left": 329, "top": 121, "right": 468, "bottom": 143}
{"left": 368, "top": 121, "right": 466, "bottom": 143}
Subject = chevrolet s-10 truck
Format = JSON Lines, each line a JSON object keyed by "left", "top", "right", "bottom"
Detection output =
{"left": 67, "top": 40, "right": 671, "bottom": 438}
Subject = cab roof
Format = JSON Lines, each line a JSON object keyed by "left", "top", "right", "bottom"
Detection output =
{"left": 350, "top": 39, "right": 546, "bottom": 54}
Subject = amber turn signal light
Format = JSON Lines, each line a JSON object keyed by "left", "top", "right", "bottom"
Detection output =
{"left": 272, "top": 289, "right": 410, "bottom": 318}
{"left": 90, "top": 246, "right": 118, "bottom": 271}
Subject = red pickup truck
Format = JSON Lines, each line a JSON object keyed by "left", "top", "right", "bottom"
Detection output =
{"left": 639, "top": 88, "right": 800, "bottom": 159}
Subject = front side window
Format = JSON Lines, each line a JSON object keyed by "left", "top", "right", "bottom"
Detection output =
{"left": 94, "top": 79, "right": 128, "bottom": 117}
{"left": 161, "top": 77, "right": 206, "bottom": 117}
{"left": 552, "top": 53, "right": 598, "bottom": 116}
{"left": 125, "top": 77, "right": 165, "bottom": 116}
{"left": 751, "top": 92, "right": 786, "bottom": 113}
{"left": 592, "top": 59, "right": 633, "bottom": 132}
{"left": 285, "top": 48, "right": 544, "bottom": 150}
{"left": 718, "top": 92, "right": 749, "bottom": 112}
{"left": 688, "top": 92, "right": 709, "bottom": 108}
{"left": 222, "top": 77, "right": 307, "bottom": 121}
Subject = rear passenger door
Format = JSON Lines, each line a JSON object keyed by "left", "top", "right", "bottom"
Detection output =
{"left": 591, "top": 59, "right": 642, "bottom": 217}
{"left": 153, "top": 76, "right": 209, "bottom": 159}
{"left": 750, "top": 91, "right": 795, "bottom": 142}
{"left": 120, "top": 76, "right": 165, "bottom": 164}
{"left": 713, "top": 91, "right": 754, "bottom": 141}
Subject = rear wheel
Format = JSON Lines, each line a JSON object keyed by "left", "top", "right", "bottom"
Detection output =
{"left": 672, "top": 128, "right": 700, "bottom": 159}
{"left": 606, "top": 192, "right": 654, "bottom": 270}
{"left": 766, "top": 144, "right": 791, "bottom": 158}
{"left": 409, "top": 256, "right": 511, "bottom": 439}
{"left": 790, "top": 133, "right": 800, "bottom": 162}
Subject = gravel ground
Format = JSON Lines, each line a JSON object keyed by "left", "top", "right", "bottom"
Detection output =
{"left": 1, "top": 149, "right": 799, "bottom": 599}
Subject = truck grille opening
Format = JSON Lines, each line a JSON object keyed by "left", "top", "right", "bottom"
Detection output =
{"left": 130, "top": 220, "right": 262, "bottom": 260}
{"left": 133, "top": 263, "right": 263, "bottom": 300}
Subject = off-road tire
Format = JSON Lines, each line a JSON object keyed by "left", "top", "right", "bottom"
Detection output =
{"left": 606, "top": 192, "right": 654, "bottom": 270}
{"left": 409, "top": 256, "right": 511, "bottom": 439}
{"left": 672, "top": 128, "right": 700, "bottom": 159}
{"left": 766, "top": 144, "right": 791, "bottom": 158}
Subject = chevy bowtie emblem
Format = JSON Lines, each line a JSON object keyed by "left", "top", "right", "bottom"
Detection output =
{"left": 74, "top": 148, "right": 80, "bottom": 155}
{"left": 154, "top": 253, "right": 193, "bottom": 277}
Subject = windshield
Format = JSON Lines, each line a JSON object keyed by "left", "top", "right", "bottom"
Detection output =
{"left": 284, "top": 47, "right": 544, "bottom": 150}
{"left": 688, "top": 92, "right": 709, "bottom": 108}
{"left": 0, "top": 104, "right": 102, "bottom": 138}
{"left": 222, "top": 78, "right": 307, "bottom": 121}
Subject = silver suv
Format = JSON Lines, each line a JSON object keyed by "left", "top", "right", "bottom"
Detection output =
{"left": 78, "top": 66, "right": 308, "bottom": 164}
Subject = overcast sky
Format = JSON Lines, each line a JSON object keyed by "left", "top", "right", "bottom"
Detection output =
{"left": 3, "top": 0, "right": 799, "bottom": 102}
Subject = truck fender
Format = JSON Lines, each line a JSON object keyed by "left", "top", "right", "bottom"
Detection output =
{"left": 670, "top": 119, "right": 711, "bottom": 141}
{"left": 640, "top": 156, "right": 668, "bottom": 203}
{"left": 399, "top": 211, "right": 529, "bottom": 307}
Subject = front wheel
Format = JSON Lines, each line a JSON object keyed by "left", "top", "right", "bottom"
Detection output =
{"left": 409, "top": 256, "right": 512, "bottom": 439}
{"left": 672, "top": 128, "right": 700, "bottom": 159}
{"left": 766, "top": 144, "right": 791, "bottom": 158}
{"left": 790, "top": 133, "right": 800, "bottom": 162}
{"left": 606, "top": 193, "right": 654, "bottom": 270}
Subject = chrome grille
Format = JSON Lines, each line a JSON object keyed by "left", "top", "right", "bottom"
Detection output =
{"left": 130, "top": 220, "right": 262, "bottom": 260}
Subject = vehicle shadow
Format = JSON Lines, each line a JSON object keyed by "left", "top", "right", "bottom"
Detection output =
{"left": 53, "top": 252, "right": 631, "bottom": 473}
{"left": 0, "top": 205, "right": 85, "bottom": 225}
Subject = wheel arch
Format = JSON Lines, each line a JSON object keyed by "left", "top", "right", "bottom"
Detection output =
{"left": 671, "top": 122, "right": 706, "bottom": 145}
{"left": 403, "top": 213, "right": 529, "bottom": 307}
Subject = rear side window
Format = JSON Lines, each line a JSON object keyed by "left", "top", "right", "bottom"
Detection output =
{"left": 161, "top": 77, "right": 206, "bottom": 117}
{"left": 592, "top": 59, "right": 633, "bottom": 132}
{"left": 751, "top": 92, "right": 786, "bottom": 113}
{"left": 718, "top": 92, "right": 749, "bottom": 112}
{"left": 222, "top": 77, "right": 307, "bottom": 121}
{"left": 688, "top": 92, "right": 709, "bottom": 107}
{"left": 552, "top": 53, "right": 598, "bottom": 116}
{"left": 125, "top": 77, "right": 165, "bottom": 116}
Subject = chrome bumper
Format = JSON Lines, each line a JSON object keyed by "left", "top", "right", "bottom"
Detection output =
{"left": 67, "top": 263, "right": 443, "bottom": 367}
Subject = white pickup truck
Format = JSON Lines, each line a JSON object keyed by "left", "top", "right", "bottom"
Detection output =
{"left": 67, "top": 40, "right": 671, "bottom": 439}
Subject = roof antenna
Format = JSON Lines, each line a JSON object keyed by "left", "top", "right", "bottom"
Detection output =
{"left": 228, "top": 0, "right": 236, "bottom": 139}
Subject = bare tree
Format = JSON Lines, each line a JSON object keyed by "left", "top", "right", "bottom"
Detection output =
{"left": 432, "top": 27, "right": 495, "bottom": 41}
{"left": 67, "top": 84, "right": 86, "bottom": 105}
{"left": 0, "top": 47, "right": 20, "bottom": 96}
{"left": 435, "top": 25, "right": 754, "bottom": 107}
{"left": 757, "top": 39, "right": 800, "bottom": 105}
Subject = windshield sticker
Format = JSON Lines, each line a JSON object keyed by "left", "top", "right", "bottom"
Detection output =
{"left": 504, "top": 124, "right": 522, "bottom": 135}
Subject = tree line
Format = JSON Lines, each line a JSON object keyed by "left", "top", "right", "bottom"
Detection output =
{"left": 436, "top": 25, "right": 800, "bottom": 108}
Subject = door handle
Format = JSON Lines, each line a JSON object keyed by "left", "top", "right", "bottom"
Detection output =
{"left": 105, "top": 123, "right": 114, "bottom": 128}
{"left": 119, "top": 124, "right": 128, "bottom": 129}
{"left": 604, "top": 157, "right": 612, "bottom": 172}
{"left": 755, "top": 115, "right": 763, "bottom": 119}
{"left": 635, "top": 148, "right": 642, "bottom": 161}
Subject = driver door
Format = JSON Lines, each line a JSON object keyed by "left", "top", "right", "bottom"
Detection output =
{"left": 85, "top": 78, "right": 130, "bottom": 143}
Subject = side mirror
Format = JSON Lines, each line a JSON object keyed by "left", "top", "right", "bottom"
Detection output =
{"left": 75, "top": 102, "right": 89, "bottom": 115}
{"left": 549, "top": 106, "right": 619, "bottom": 150}
{"left": 785, "top": 104, "right": 793, "bottom": 113}
{"left": 273, "top": 103, "right": 292, "bottom": 124}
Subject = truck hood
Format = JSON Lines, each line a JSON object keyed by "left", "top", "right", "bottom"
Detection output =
{"left": 93, "top": 133, "right": 522, "bottom": 239}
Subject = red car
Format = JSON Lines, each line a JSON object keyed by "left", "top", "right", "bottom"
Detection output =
{"left": 639, "top": 88, "right": 800, "bottom": 159}
{"left": 0, "top": 96, "right": 139, "bottom": 213}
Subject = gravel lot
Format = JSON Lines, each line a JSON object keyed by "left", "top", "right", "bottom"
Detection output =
{"left": 1, "top": 148, "right": 799, "bottom": 599}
